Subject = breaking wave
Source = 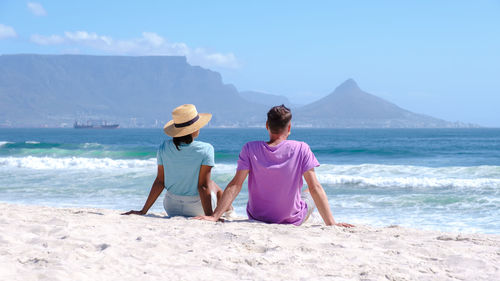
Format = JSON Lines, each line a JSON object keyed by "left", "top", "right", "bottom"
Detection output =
{"left": 0, "top": 156, "right": 156, "bottom": 170}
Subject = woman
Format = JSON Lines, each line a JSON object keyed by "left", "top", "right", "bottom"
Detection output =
{"left": 123, "top": 104, "right": 226, "bottom": 217}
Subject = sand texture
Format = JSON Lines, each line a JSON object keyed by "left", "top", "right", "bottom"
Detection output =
{"left": 0, "top": 203, "right": 499, "bottom": 280}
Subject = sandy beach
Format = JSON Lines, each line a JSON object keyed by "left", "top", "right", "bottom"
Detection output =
{"left": 0, "top": 203, "right": 498, "bottom": 281}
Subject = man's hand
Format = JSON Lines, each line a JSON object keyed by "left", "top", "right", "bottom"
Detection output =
{"left": 121, "top": 210, "right": 145, "bottom": 215}
{"left": 334, "top": 222, "right": 355, "bottom": 228}
{"left": 193, "top": 215, "right": 223, "bottom": 222}
{"left": 195, "top": 170, "right": 247, "bottom": 223}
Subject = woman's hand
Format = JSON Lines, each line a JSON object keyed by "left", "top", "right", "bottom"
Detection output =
{"left": 121, "top": 210, "right": 146, "bottom": 215}
{"left": 122, "top": 165, "right": 164, "bottom": 217}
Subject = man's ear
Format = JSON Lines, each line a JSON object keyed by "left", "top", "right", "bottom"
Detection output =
{"left": 287, "top": 122, "right": 291, "bottom": 132}
{"left": 266, "top": 121, "right": 269, "bottom": 130}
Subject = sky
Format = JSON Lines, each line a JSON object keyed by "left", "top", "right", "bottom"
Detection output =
{"left": 1, "top": 0, "right": 499, "bottom": 126}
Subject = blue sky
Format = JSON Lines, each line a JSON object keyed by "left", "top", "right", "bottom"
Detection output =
{"left": 1, "top": 1, "right": 499, "bottom": 126}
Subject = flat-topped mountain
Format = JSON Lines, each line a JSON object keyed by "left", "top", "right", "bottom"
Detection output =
{"left": 0, "top": 54, "right": 473, "bottom": 128}
{"left": 0, "top": 54, "right": 266, "bottom": 127}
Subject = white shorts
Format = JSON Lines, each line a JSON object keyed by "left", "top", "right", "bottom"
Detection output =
{"left": 163, "top": 191, "right": 217, "bottom": 217}
{"left": 300, "top": 191, "right": 316, "bottom": 225}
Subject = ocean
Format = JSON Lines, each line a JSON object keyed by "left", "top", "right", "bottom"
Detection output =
{"left": 1, "top": 128, "right": 499, "bottom": 234}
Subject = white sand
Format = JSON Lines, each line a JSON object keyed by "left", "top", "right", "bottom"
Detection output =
{"left": 0, "top": 203, "right": 499, "bottom": 280}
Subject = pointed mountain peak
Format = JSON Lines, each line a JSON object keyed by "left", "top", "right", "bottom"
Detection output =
{"left": 335, "top": 78, "right": 360, "bottom": 93}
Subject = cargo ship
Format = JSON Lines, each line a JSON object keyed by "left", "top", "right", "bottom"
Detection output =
{"left": 73, "top": 121, "right": 119, "bottom": 129}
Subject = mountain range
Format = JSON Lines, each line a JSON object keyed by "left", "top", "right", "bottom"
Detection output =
{"left": 0, "top": 54, "right": 473, "bottom": 128}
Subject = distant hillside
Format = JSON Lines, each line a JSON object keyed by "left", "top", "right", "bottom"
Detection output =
{"left": 0, "top": 54, "right": 266, "bottom": 127}
{"left": 294, "top": 79, "right": 473, "bottom": 128}
{"left": 0, "top": 54, "right": 474, "bottom": 128}
{"left": 239, "top": 91, "right": 292, "bottom": 108}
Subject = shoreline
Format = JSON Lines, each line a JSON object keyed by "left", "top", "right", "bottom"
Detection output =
{"left": 3, "top": 200, "right": 498, "bottom": 235}
{"left": 1, "top": 203, "right": 499, "bottom": 280}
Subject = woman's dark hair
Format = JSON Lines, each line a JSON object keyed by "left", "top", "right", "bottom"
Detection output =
{"left": 267, "top": 104, "right": 292, "bottom": 134}
{"left": 173, "top": 134, "right": 193, "bottom": 150}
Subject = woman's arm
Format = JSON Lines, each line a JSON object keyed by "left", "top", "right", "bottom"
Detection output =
{"left": 122, "top": 165, "right": 165, "bottom": 215}
{"left": 198, "top": 165, "right": 215, "bottom": 216}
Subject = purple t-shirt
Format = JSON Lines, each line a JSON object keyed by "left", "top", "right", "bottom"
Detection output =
{"left": 237, "top": 140, "right": 320, "bottom": 225}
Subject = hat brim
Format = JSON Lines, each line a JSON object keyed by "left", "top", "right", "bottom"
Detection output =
{"left": 163, "top": 113, "right": 212, "bottom": 137}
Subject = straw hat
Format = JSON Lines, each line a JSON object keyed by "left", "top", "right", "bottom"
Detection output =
{"left": 163, "top": 104, "right": 212, "bottom": 137}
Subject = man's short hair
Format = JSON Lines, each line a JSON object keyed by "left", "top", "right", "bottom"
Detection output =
{"left": 267, "top": 104, "right": 292, "bottom": 134}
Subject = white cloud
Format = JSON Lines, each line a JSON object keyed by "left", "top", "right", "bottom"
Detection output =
{"left": 142, "top": 32, "right": 165, "bottom": 47}
{"left": 29, "top": 31, "right": 239, "bottom": 69}
{"left": 195, "top": 50, "right": 239, "bottom": 69}
{"left": 31, "top": 34, "right": 64, "bottom": 45}
{"left": 27, "top": 2, "right": 47, "bottom": 16}
{"left": 0, "top": 24, "right": 17, "bottom": 39}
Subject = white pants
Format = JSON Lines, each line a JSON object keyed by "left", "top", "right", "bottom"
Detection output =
{"left": 163, "top": 191, "right": 217, "bottom": 217}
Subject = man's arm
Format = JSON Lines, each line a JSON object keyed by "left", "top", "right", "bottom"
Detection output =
{"left": 122, "top": 165, "right": 165, "bottom": 215}
{"left": 198, "top": 165, "right": 214, "bottom": 216}
{"left": 194, "top": 169, "right": 249, "bottom": 221}
{"left": 303, "top": 168, "right": 354, "bottom": 227}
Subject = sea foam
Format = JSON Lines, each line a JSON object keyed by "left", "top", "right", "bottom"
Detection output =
{"left": 315, "top": 164, "right": 500, "bottom": 189}
{"left": 2, "top": 157, "right": 499, "bottom": 189}
{"left": 0, "top": 156, "right": 156, "bottom": 170}
{"left": 212, "top": 163, "right": 500, "bottom": 189}
{"left": 0, "top": 141, "right": 13, "bottom": 147}
{"left": 317, "top": 174, "right": 500, "bottom": 189}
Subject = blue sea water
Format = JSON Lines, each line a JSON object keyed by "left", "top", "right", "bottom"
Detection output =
{"left": 1, "top": 128, "right": 499, "bottom": 234}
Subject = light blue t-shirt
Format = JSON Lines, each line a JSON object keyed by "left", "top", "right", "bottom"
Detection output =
{"left": 157, "top": 140, "right": 215, "bottom": 196}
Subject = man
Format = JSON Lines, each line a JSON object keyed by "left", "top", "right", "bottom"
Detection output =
{"left": 196, "top": 105, "right": 352, "bottom": 227}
